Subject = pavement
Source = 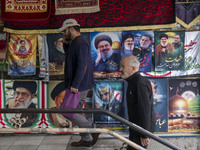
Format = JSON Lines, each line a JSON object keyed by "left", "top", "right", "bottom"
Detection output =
{"left": 0, "top": 132, "right": 127, "bottom": 150}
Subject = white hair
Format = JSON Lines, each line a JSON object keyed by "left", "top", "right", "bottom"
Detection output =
{"left": 124, "top": 55, "right": 140, "bottom": 71}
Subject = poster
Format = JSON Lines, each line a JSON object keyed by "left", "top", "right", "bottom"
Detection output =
{"left": 1, "top": 80, "right": 40, "bottom": 128}
{"left": 47, "top": 81, "right": 73, "bottom": 128}
{"left": 155, "top": 31, "right": 185, "bottom": 71}
{"left": 148, "top": 78, "right": 168, "bottom": 132}
{"left": 91, "top": 31, "right": 122, "bottom": 78}
{"left": 168, "top": 79, "right": 200, "bottom": 132}
{"left": 93, "top": 80, "right": 124, "bottom": 125}
{"left": 8, "top": 34, "right": 37, "bottom": 75}
{"left": 122, "top": 31, "right": 153, "bottom": 72}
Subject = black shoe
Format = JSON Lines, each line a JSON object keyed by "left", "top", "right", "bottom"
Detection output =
{"left": 71, "top": 140, "right": 92, "bottom": 147}
{"left": 91, "top": 133, "right": 100, "bottom": 145}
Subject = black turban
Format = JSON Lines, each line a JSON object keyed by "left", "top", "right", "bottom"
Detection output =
{"left": 160, "top": 34, "right": 168, "bottom": 39}
{"left": 13, "top": 81, "right": 37, "bottom": 94}
{"left": 51, "top": 82, "right": 66, "bottom": 100}
{"left": 94, "top": 34, "right": 112, "bottom": 49}
{"left": 122, "top": 33, "right": 134, "bottom": 43}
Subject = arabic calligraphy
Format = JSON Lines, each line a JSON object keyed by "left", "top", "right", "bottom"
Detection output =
{"left": 156, "top": 112, "right": 166, "bottom": 128}
{"left": 184, "top": 40, "right": 197, "bottom": 52}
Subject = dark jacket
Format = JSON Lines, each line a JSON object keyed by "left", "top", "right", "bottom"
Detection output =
{"left": 64, "top": 35, "right": 94, "bottom": 91}
{"left": 125, "top": 72, "right": 156, "bottom": 138}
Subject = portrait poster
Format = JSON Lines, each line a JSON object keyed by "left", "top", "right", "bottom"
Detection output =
{"left": 168, "top": 79, "right": 200, "bottom": 132}
{"left": 93, "top": 80, "right": 124, "bottom": 125}
{"left": 47, "top": 81, "right": 73, "bottom": 129}
{"left": 91, "top": 31, "right": 122, "bottom": 78}
{"left": 1, "top": 80, "right": 40, "bottom": 129}
{"left": 8, "top": 34, "right": 37, "bottom": 75}
{"left": 155, "top": 31, "right": 185, "bottom": 71}
{"left": 47, "top": 33, "right": 65, "bottom": 63}
{"left": 148, "top": 78, "right": 168, "bottom": 132}
{"left": 122, "top": 31, "right": 153, "bottom": 72}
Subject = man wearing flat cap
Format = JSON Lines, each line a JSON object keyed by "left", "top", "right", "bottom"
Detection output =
{"left": 155, "top": 33, "right": 175, "bottom": 63}
{"left": 94, "top": 34, "right": 120, "bottom": 73}
{"left": 7, "top": 81, "right": 38, "bottom": 127}
{"left": 50, "top": 82, "right": 71, "bottom": 128}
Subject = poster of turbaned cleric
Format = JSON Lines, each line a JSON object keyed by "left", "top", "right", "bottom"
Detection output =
{"left": 48, "top": 81, "right": 73, "bottom": 128}
{"left": 168, "top": 79, "right": 200, "bottom": 132}
{"left": 91, "top": 32, "right": 122, "bottom": 78}
{"left": 122, "top": 31, "right": 153, "bottom": 72}
{"left": 8, "top": 34, "right": 37, "bottom": 75}
{"left": 47, "top": 33, "right": 65, "bottom": 76}
{"left": 155, "top": 31, "right": 185, "bottom": 71}
{"left": 93, "top": 81, "right": 124, "bottom": 125}
{"left": 0, "top": 80, "right": 40, "bottom": 129}
{"left": 148, "top": 78, "right": 168, "bottom": 132}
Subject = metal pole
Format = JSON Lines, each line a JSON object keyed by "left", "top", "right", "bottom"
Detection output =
{"left": 0, "top": 108, "right": 181, "bottom": 150}
{"left": 0, "top": 128, "right": 146, "bottom": 150}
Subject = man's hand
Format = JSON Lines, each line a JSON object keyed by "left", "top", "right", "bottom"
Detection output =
{"left": 95, "top": 50, "right": 101, "bottom": 65}
{"left": 140, "top": 137, "right": 150, "bottom": 147}
{"left": 70, "top": 87, "right": 78, "bottom": 93}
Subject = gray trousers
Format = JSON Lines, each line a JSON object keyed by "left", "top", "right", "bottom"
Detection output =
{"left": 66, "top": 89, "right": 94, "bottom": 141}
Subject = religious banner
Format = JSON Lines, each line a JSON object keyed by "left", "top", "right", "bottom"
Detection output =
{"left": 91, "top": 31, "right": 122, "bottom": 78}
{"left": 1, "top": 80, "right": 41, "bottom": 129}
{"left": 122, "top": 31, "right": 153, "bottom": 72}
{"left": 1, "top": 0, "right": 51, "bottom": 22}
{"left": 148, "top": 78, "right": 168, "bottom": 132}
{"left": 141, "top": 31, "right": 200, "bottom": 77}
{"left": 168, "top": 79, "right": 200, "bottom": 132}
{"left": 155, "top": 31, "right": 185, "bottom": 71}
{"left": 176, "top": 0, "right": 200, "bottom": 29}
{"left": 55, "top": 0, "right": 100, "bottom": 15}
{"left": 4, "top": 0, "right": 175, "bottom": 33}
{"left": 93, "top": 80, "right": 124, "bottom": 126}
{"left": 8, "top": 34, "right": 37, "bottom": 75}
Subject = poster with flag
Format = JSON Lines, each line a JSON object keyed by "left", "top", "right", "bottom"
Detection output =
{"left": 0, "top": 80, "right": 40, "bottom": 129}
{"left": 141, "top": 31, "right": 200, "bottom": 77}
{"left": 8, "top": 34, "right": 37, "bottom": 75}
{"left": 155, "top": 31, "right": 185, "bottom": 71}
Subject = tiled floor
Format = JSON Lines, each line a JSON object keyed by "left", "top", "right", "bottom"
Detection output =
{"left": 0, "top": 133, "right": 127, "bottom": 150}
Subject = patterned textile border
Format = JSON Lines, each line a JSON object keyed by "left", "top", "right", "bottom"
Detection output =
{"left": 1, "top": 0, "right": 51, "bottom": 22}
{"left": 55, "top": 0, "right": 100, "bottom": 15}
{"left": 4, "top": 0, "right": 175, "bottom": 33}
{"left": 176, "top": 0, "right": 200, "bottom": 29}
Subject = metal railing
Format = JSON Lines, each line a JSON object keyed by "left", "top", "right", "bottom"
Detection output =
{"left": 0, "top": 108, "right": 181, "bottom": 150}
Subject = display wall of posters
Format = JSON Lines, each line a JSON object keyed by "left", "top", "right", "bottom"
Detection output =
{"left": 168, "top": 79, "right": 200, "bottom": 132}
{"left": 93, "top": 80, "right": 124, "bottom": 125}
{"left": 155, "top": 31, "right": 185, "bottom": 71}
{"left": 91, "top": 32, "right": 122, "bottom": 78}
{"left": 8, "top": 34, "right": 37, "bottom": 75}
{"left": 148, "top": 78, "right": 168, "bottom": 132}
{"left": 0, "top": 80, "right": 41, "bottom": 129}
